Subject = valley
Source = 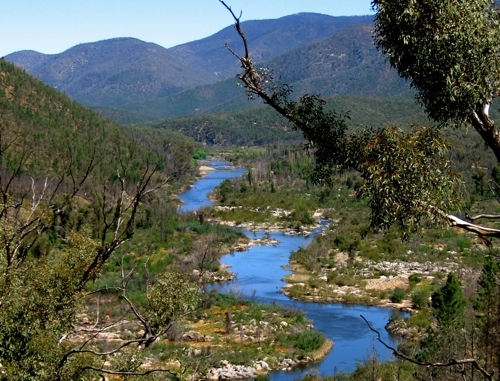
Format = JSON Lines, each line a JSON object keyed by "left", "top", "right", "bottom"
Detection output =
{"left": 2, "top": 4, "right": 500, "bottom": 381}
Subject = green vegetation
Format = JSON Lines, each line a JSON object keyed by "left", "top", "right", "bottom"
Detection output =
{"left": 0, "top": 58, "right": 215, "bottom": 379}
{"left": 219, "top": 1, "right": 500, "bottom": 379}
{"left": 5, "top": 0, "right": 500, "bottom": 378}
{"left": 390, "top": 288, "right": 406, "bottom": 303}
{"left": 0, "top": 58, "right": 331, "bottom": 380}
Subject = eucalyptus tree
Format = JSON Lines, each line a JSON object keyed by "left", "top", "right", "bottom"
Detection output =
{"left": 372, "top": 0, "right": 500, "bottom": 160}
{"left": 219, "top": 0, "right": 500, "bottom": 378}
{"left": 219, "top": 0, "right": 500, "bottom": 243}
{"left": 371, "top": 0, "right": 500, "bottom": 241}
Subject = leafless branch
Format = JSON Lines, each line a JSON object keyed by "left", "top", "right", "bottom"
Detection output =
{"left": 446, "top": 213, "right": 500, "bottom": 246}
{"left": 488, "top": 179, "right": 500, "bottom": 203}
{"left": 81, "top": 366, "right": 177, "bottom": 377}
{"left": 219, "top": 0, "right": 294, "bottom": 121}
{"left": 466, "top": 213, "right": 500, "bottom": 222}
{"left": 73, "top": 321, "right": 127, "bottom": 335}
{"left": 360, "top": 314, "right": 494, "bottom": 380}
{"left": 83, "top": 286, "right": 123, "bottom": 297}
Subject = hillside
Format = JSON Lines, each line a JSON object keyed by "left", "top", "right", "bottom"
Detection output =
{"left": 263, "top": 24, "right": 409, "bottom": 97}
{"left": 139, "top": 95, "right": 428, "bottom": 147}
{"left": 169, "top": 13, "right": 374, "bottom": 77}
{"left": 5, "top": 38, "right": 219, "bottom": 108}
{"left": 0, "top": 57, "right": 197, "bottom": 187}
{"left": 4, "top": 14, "right": 410, "bottom": 123}
{"left": 113, "top": 23, "right": 409, "bottom": 122}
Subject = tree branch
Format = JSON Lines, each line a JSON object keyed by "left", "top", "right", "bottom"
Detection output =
{"left": 466, "top": 214, "right": 500, "bottom": 222}
{"left": 81, "top": 366, "right": 177, "bottom": 377}
{"left": 360, "top": 314, "right": 494, "bottom": 380}
{"left": 446, "top": 214, "right": 500, "bottom": 246}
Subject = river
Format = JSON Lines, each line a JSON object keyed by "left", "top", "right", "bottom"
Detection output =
{"left": 179, "top": 160, "right": 404, "bottom": 378}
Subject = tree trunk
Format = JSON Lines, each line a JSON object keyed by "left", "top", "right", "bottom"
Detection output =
{"left": 471, "top": 105, "right": 500, "bottom": 163}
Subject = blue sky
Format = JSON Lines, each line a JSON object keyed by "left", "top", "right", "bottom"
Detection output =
{"left": 1, "top": 1, "right": 374, "bottom": 57}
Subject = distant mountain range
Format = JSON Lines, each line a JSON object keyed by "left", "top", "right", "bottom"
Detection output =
{"left": 5, "top": 13, "right": 410, "bottom": 123}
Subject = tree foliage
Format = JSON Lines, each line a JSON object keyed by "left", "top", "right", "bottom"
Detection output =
{"left": 220, "top": 0, "right": 500, "bottom": 241}
{"left": 220, "top": 1, "right": 464, "bottom": 237}
{"left": 431, "top": 272, "right": 466, "bottom": 326}
{"left": 0, "top": 58, "right": 200, "bottom": 379}
{"left": 372, "top": 0, "right": 500, "bottom": 161}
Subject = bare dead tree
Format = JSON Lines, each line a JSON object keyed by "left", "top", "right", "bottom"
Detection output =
{"left": 78, "top": 156, "right": 167, "bottom": 289}
{"left": 57, "top": 257, "right": 200, "bottom": 380}
{"left": 183, "top": 232, "right": 225, "bottom": 284}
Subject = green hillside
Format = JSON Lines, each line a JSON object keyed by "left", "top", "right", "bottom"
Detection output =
{"left": 0, "top": 56, "right": 202, "bottom": 378}
{"left": 0, "top": 57, "right": 196, "bottom": 183}
{"left": 139, "top": 94, "right": 427, "bottom": 147}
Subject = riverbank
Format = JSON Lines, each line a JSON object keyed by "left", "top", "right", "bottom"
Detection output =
{"left": 283, "top": 261, "right": 415, "bottom": 311}
{"left": 189, "top": 159, "right": 483, "bottom": 375}
{"left": 211, "top": 207, "right": 420, "bottom": 311}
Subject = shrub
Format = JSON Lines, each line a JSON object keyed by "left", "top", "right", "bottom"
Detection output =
{"left": 308, "top": 277, "right": 323, "bottom": 288}
{"left": 411, "top": 288, "right": 430, "bottom": 310}
{"left": 390, "top": 288, "right": 406, "bottom": 303}
{"left": 291, "top": 330, "right": 326, "bottom": 352}
{"left": 408, "top": 273, "right": 421, "bottom": 285}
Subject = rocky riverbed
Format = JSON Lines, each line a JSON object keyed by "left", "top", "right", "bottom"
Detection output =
{"left": 282, "top": 248, "right": 467, "bottom": 311}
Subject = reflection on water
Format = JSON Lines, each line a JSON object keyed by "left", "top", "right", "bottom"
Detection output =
{"left": 179, "top": 160, "right": 406, "bottom": 379}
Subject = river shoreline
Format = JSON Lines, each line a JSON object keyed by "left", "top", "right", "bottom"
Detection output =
{"left": 178, "top": 161, "right": 409, "bottom": 377}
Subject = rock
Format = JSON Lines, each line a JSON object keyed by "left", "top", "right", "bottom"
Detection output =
{"left": 207, "top": 361, "right": 257, "bottom": 380}
{"left": 182, "top": 331, "right": 205, "bottom": 342}
{"left": 253, "top": 360, "right": 271, "bottom": 371}
{"left": 279, "top": 358, "right": 296, "bottom": 370}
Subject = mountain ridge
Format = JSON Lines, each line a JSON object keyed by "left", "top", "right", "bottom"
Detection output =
{"left": 5, "top": 13, "right": 407, "bottom": 123}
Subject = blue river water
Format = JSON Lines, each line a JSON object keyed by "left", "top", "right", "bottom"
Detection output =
{"left": 178, "top": 160, "right": 404, "bottom": 378}
{"left": 178, "top": 160, "right": 248, "bottom": 213}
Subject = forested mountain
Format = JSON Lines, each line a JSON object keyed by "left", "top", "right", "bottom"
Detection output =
{"left": 4, "top": 38, "right": 219, "bottom": 108}
{"left": 4, "top": 13, "right": 409, "bottom": 123}
{"left": 0, "top": 58, "right": 197, "bottom": 186}
{"left": 117, "top": 23, "right": 409, "bottom": 123}
{"left": 262, "top": 24, "right": 409, "bottom": 97}
{"left": 143, "top": 95, "right": 431, "bottom": 147}
{"left": 169, "top": 13, "right": 374, "bottom": 77}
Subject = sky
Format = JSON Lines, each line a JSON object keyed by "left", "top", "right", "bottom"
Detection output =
{"left": 1, "top": 1, "right": 374, "bottom": 58}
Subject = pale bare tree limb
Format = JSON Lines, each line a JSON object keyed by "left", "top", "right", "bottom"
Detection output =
{"left": 467, "top": 214, "right": 500, "bottom": 222}
{"left": 446, "top": 214, "right": 500, "bottom": 246}
{"left": 81, "top": 366, "right": 177, "bottom": 377}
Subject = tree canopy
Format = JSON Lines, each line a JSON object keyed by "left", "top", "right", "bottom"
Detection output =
{"left": 372, "top": 0, "right": 500, "bottom": 161}
{"left": 220, "top": 0, "right": 500, "bottom": 242}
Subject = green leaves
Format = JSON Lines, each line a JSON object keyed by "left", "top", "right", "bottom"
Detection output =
{"left": 431, "top": 272, "right": 466, "bottom": 326}
{"left": 348, "top": 126, "right": 463, "bottom": 237}
{"left": 373, "top": 0, "right": 500, "bottom": 124}
{"left": 291, "top": 101, "right": 463, "bottom": 236}
{"left": 146, "top": 272, "right": 199, "bottom": 333}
